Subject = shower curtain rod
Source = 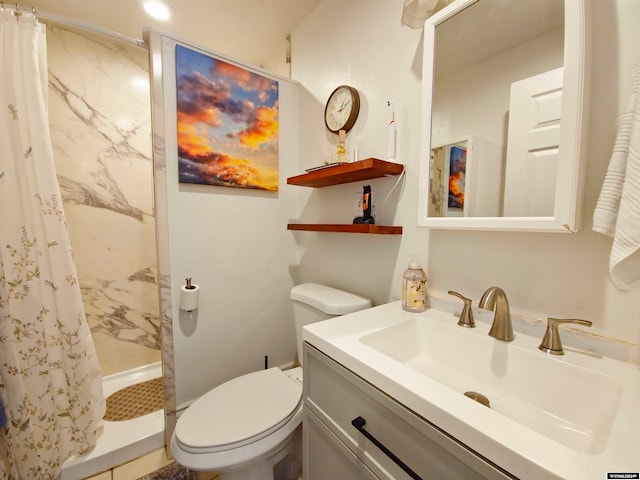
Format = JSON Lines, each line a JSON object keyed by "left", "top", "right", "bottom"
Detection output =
{"left": 8, "top": 4, "right": 147, "bottom": 49}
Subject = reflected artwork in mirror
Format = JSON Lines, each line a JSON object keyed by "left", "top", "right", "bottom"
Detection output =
{"left": 418, "top": 0, "right": 590, "bottom": 232}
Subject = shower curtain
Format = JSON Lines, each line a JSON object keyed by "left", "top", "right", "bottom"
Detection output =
{"left": 0, "top": 9, "right": 105, "bottom": 480}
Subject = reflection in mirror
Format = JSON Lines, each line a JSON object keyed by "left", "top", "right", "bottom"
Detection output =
{"left": 429, "top": 137, "right": 504, "bottom": 217}
{"left": 431, "top": 0, "right": 562, "bottom": 218}
{"left": 419, "top": 0, "right": 590, "bottom": 232}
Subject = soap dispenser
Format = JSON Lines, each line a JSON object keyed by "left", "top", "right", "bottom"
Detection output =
{"left": 402, "top": 257, "right": 427, "bottom": 312}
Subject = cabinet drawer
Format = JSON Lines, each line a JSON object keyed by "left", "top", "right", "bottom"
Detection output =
{"left": 304, "top": 408, "right": 380, "bottom": 480}
{"left": 303, "top": 343, "right": 513, "bottom": 480}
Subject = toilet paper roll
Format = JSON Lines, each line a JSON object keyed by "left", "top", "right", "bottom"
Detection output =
{"left": 180, "top": 283, "right": 200, "bottom": 311}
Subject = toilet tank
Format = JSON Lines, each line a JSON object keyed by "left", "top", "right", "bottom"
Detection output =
{"left": 290, "top": 283, "right": 372, "bottom": 365}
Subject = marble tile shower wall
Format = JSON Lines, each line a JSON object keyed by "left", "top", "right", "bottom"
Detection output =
{"left": 46, "top": 26, "right": 160, "bottom": 376}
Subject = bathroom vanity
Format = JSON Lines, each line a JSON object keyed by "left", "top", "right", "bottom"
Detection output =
{"left": 301, "top": 302, "right": 640, "bottom": 480}
{"left": 303, "top": 343, "right": 512, "bottom": 479}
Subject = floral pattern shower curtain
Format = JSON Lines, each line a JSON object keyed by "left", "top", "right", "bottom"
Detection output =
{"left": 0, "top": 9, "right": 105, "bottom": 479}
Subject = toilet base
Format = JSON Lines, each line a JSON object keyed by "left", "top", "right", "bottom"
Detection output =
{"left": 218, "top": 426, "right": 301, "bottom": 480}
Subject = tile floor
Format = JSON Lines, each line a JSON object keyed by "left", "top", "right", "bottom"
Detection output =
{"left": 82, "top": 448, "right": 219, "bottom": 480}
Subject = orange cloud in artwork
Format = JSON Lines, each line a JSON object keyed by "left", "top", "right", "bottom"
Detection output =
{"left": 449, "top": 171, "right": 465, "bottom": 207}
{"left": 176, "top": 44, "right": 279, "bottom": 191}
{"left": 214, "top": 61, "right": 276, "bottom": 96}
{"left": 177, "top": 113, "right": 215, "bottom": 157}
{"left": 238, "top": 106, "right": 279, "bottom": 149}
{"left": 179, "top": 152, "right": 278, "bottom": 191}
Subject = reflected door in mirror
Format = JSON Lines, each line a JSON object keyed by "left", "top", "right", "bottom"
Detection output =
{"left": 503, "top": 67, "right": 563, "bottom": 217}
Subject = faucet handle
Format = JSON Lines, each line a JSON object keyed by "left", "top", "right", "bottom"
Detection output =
{"left": 448, "top": 291, "right": 475, "bottom": 328}
{"left": 538, "top": 318, "right": 593, "bottom": 355}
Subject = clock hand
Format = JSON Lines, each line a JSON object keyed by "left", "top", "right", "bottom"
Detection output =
{"left": 337, "top": 98, "right": 350, "bottom": 112}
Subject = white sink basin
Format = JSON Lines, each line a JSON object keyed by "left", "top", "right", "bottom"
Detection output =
{"left": 303, "top": 301, "right": 640, "bottom": 479}
{"left": 359, "top": 317, "right": 623, "bottom": 454}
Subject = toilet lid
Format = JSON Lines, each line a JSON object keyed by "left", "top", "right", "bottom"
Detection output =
{"left": 174, "top": 368, "right": 302, "bottom": 452}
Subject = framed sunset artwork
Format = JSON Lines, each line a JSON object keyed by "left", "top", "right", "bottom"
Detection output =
{"left": 447, "top": 145, "right": 466, "bottom": 209}
{"left": 175, "top": 44, "right": 279, "bottom": 191}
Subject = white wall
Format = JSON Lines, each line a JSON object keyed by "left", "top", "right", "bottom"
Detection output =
{"left": 432, "top": 29, "right": 563, "bottom": 148}
{"left": 153, "top": 36, "right": 300, "bottom": 408}
{"left": 290, "top": 0, "right": 640, "bottom": 351}
{"left": 289, "top": 0, "right": 428, "bottom": 304}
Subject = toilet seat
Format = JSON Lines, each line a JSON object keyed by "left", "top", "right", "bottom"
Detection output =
{"left": 174, "top": 368, "right": 302, "bottom": 454}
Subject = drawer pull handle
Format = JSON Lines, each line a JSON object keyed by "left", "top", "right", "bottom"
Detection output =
{"left": 351, "top": 416, "right": 422, "bottom": 480}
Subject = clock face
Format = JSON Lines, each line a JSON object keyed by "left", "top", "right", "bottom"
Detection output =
{"left": 324, "top": 85, "right": 360, "bottom": 133}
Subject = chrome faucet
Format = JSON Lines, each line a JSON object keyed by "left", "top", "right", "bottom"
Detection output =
{"left": 478, "top": 286, "right": 514, "bottom": 342}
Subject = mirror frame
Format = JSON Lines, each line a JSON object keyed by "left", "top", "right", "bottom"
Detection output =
{"left": 417, "top": 0, "right": 590, "bottom": 232}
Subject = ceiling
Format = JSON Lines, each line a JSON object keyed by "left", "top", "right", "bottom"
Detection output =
{"left": 25, "top": 0, "right": 321, "bottom": 68}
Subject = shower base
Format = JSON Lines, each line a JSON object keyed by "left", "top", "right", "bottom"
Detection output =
{"left": 61, "top": 362, "right": 164, "bottom": 480}
{"left": 104, "top": 377, "right": 164, "bottom": 421}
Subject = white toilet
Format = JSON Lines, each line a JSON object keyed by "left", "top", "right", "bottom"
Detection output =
{"left": 170, "top": 283, "right": 372, "bottom": 480}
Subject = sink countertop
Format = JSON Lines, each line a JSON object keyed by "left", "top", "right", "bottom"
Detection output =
{"left": 302, "top": 301, "right": 640, "bottom": 480}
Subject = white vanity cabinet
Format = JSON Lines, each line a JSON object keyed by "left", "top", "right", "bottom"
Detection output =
{"left": 302, "top": 343, "right": 514, "bottom": 480}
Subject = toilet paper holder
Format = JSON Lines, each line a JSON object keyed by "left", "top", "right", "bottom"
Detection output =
{"left": 180, "top": 277, "right": 200, "bottom": 312}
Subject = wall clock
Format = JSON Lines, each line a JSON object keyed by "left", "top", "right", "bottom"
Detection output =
{"left": 324, "top": 85, "right": 361, "bottom": 134}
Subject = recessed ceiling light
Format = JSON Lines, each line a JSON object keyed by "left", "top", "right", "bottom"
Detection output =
{"left": 143, "top": 0, "right": 171, "bottom": 21}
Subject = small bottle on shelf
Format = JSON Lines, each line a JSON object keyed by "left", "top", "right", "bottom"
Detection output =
{"left": 336, "top": 129, "right": 347, "bottom": 163}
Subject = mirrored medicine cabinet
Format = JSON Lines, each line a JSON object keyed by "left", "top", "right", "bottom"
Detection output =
{"left": 417, "top": 0, "right": 590, "bottom": 232}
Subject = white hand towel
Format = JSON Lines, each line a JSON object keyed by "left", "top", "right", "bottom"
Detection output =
{"left": 593, "top": 66, "right": 640, "bottom": 289}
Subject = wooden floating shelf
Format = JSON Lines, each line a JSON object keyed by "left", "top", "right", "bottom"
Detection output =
{"left": 287, "top": 224, "right": 403, "bottom": 235}
{"left": 286, "top": 158, "right": 403, "bottom": 235}
{"left": 287, "top": 158, "right": 404, "bottom": 188}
